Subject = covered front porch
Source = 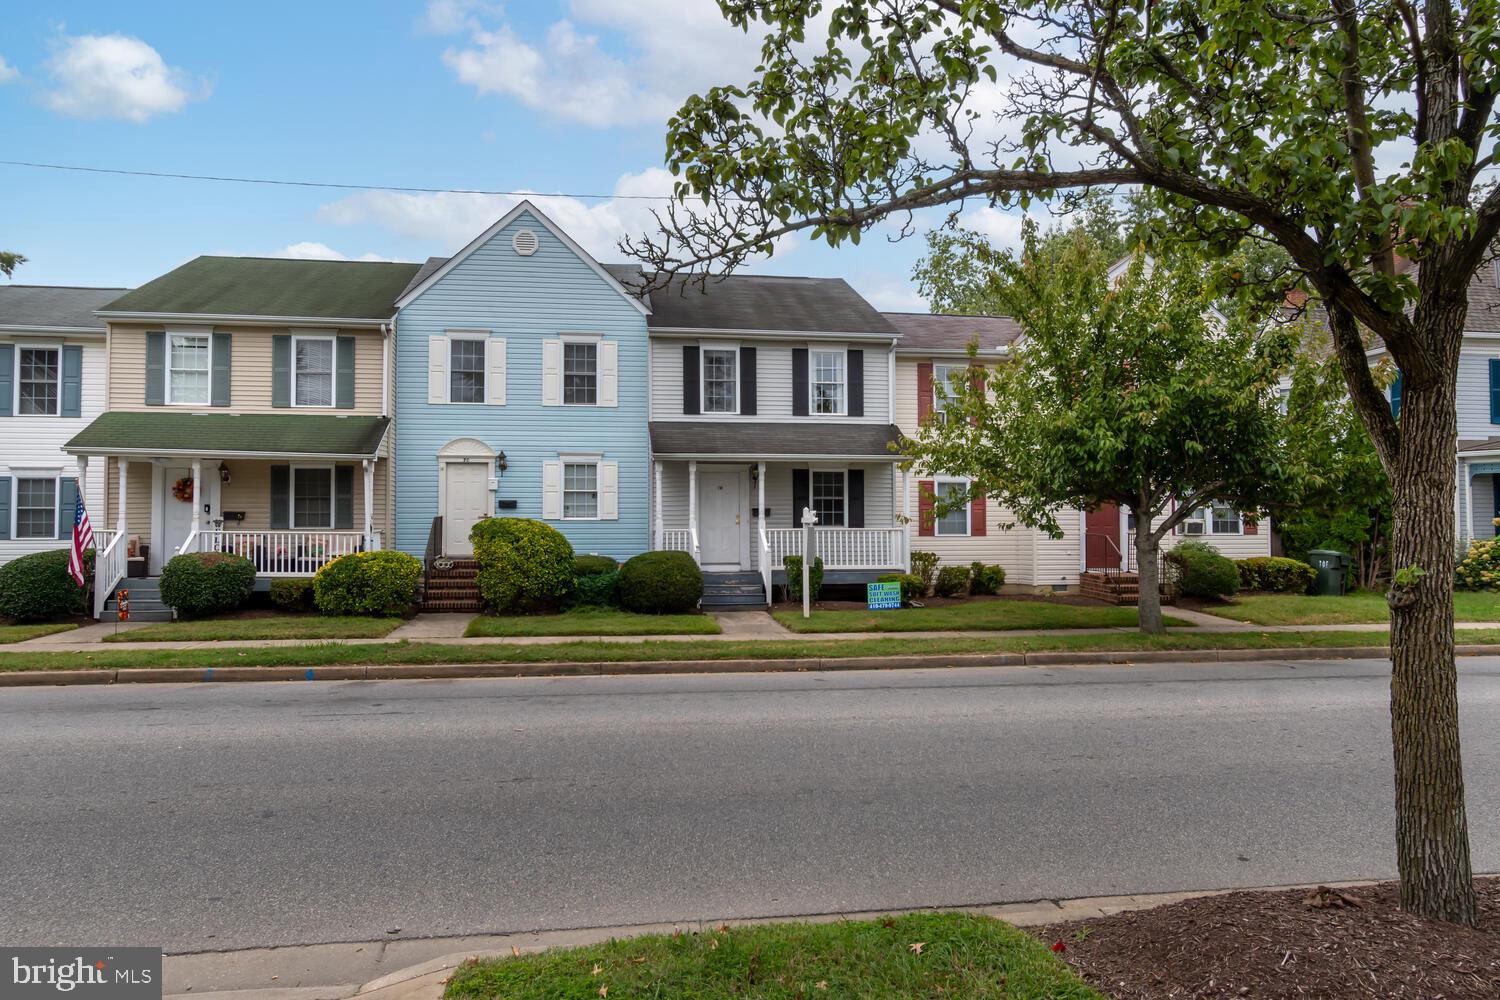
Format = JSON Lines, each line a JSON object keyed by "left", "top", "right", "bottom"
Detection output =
{"left": 1458, "top": 451, "right": 1500, "bottom": 550}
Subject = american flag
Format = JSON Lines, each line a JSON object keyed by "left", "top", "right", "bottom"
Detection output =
{"left": 69, "top": 490, "right": 94, "bottom": 588}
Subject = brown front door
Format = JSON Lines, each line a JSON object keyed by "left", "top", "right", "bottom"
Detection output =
{"left": 1084, "top": 503, "right": 1121, "bottom": 570}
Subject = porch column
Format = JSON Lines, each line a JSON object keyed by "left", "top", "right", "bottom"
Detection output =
{"left": 75, "top": 456, "right": 87, "bottom": 512}
{"left": 116, "top": 458, "right": 129, "bottom": 535}
{"left": 362, "top": 459, "right": 375, "bottom": 547}
{"left": 688, "top": 460, "right": 698, "bottom": 561}
{"left": 1455, "top": 461, "right": 1465, "bottom": 550}
{"left": 653, "top": 461, "right": 663, "bottom": 550}
{"left": 1464, "top": 464, "right": 1475, "bottom": 549}
{"left": 756, "top": 461, "right": 766, "bottom": 532}
{"left": 189, "top": 459, "right": 202, "bottom": 547}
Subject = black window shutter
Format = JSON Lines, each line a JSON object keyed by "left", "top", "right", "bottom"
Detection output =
{"left": 791, "top": 468, "right": 810, "bottom": 527}
{"left": 682, "top": 346, "right": 700, "bottom": 414}
{"left": 847, "top": 469, "right": 865, "bottom": 528}
{"left": 271, "top": 336, "right": 291, "bottom": 408}
{"left": 145, "top": 333, "right": 165, "bottom": 406}
{"left": 335, "top": 337, "right": 356, "bottom": 409}
{"left": 334, "top": 465, "right": 355, "bottom": 529}
{"left": 848, "top": 349, "right": 864, "bottom": 417}
{"left": 740, "top": 347, "right": 757, "bottom": 415}
{"left": 792, "top": 348, "right": 809, "bottom": 416}
{"left": 269, "top": 465, "right": 290, "bottom": 529}
{"left": 211, "top": 333, "right": 232, "bottom": 407}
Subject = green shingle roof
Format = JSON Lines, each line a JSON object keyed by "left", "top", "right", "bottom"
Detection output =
{"left": 100, "top": 257, "right": 421, "bottom": 320}
{"left": 66, "top": 412, "right": 390, "bottom": 457}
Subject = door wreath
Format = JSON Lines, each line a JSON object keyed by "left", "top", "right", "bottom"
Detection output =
{"left": 171, "top": 476, "right": 196, "bottom": 503}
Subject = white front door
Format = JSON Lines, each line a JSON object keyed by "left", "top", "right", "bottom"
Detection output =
{"left": 159, "top": 465, "right": 195, "bottom": 572}
{"left": 443, "top": 462, "right": 491, "bottom": 556}
{"left": 698, "top": 469, "right": 743, "bottom": 569}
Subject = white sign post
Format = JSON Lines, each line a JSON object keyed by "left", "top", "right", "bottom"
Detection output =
{"left": 800, "top": 506, "right": 819, "bottom": 619}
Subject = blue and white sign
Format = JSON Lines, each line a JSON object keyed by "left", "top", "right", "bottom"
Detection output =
{"left": 867, "top": 581, "right": 902, "bottom": 610}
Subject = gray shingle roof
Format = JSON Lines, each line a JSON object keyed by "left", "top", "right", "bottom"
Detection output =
{"left": 101, "top": 257, "right": 421, "bottom": 321}
{"left": 0, "top": 285, "right": 129, "bottom": 331}
{"left": 1460, "top": 437, "right": 1500, "bottom": 454}
{"left": 650, "top": 421, "right": 903, "bottom": 458}
{"left": 883, "top": 312, "right": 1022, "bottom": 352}
{"left": 66, "top": 412, "right": 390, "bottom": 457}
{"left": 643, "top": 273, "right": 897, "bottom": 335}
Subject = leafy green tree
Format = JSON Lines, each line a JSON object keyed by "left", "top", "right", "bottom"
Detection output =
{"left": 0, "top": 250, "right": 23, "bottom": 278}
{"left": 908, "top": 223, "right": 1296, "bottom": 633}
{"left": 626, "top": 0, "right": 1498, "bottom": 923}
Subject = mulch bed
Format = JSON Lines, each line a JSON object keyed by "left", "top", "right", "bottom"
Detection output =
{"left": 1038, "top": 878, "right": 1500, "bottom": 999}
{"left": 772, "top": 593, "right": 1115, "bottom": 611}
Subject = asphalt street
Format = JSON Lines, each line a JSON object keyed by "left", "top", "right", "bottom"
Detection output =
{"left": 4, "top": 657, "right": 1498, "bottom": 953}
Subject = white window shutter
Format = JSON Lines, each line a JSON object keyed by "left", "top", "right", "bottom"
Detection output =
{"left": 427, "top": 336, "right": 448, "bottom": 404}
{"left": 541, "top": 339, "right": 562, "bottom": 406}
{"left": 485, "top": 338, "right": 507, "bottom": 405}
{"left": 541, "top": 460, "right": 563, "bottom": 519}
{"left": 598, "top": 461, "right": 619, "bottom": 520}
{"left": 598, "top": 340, "right": 618, "bottom": 407}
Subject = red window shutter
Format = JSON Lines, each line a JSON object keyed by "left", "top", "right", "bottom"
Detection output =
{"left": 1244, "top": 514, "right": 1259, "bottom": 535}
{"left": 918, "top": 479, "right": 936, "bottom": 536}
{"left": 969, "top": 367, "right": 984, "bottom": 427}
{"left": 970, "top": 490, "right": 987, "bottom": 536}
{"left": 917, "top": 362, "right": 933, "bottom": 424}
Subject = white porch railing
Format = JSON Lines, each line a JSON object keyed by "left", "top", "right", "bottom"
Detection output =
{"left": 194, "top": 530, "right": 380, "bottom": 577}
{"left": 662, "top": 528, "right": 695, "bottom": 556}
{"left": 766, "top": 527, "right": 907, "bottom": 570}
{"left": 92, "top": 532, "right": 127, "bottom": 620}
{"left": 758, "top": 521, "right": 772, "bottom": 600}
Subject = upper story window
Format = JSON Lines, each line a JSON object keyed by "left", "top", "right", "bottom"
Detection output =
{"left": 449, "top": 338, "right": 486, "bottom": 404}
{"left": 291, "top": 466, "right": 333, "bottom": 529}
{"left": 293, "top": 336, "right": 335, "bottom": 407}
{"left": 564, "top": 342, "right": 598, "bottom": 405}
{"left": 15, "top": 477, "right": 56, "bottom": 539}
{"left": 563, "top": 462, "right": 599, "bottom": 519}
{"left": 168, "top": 333, "right": 210, "bottom": 405}
{"left": 811, "top": 470, "right": 846, "bottom": 526}
{"left": 702, "top": 347, "right": 738, "bottom": 413}
{"left": 932, "top": 363, "right": 964, "bottom": 423}
{"left": 811, "top": 349, "right": 846, "bottom": 415}
{"left": 17, "top": 347, "right": 60, "bottom": 416}
{"left": 935, "top": 479, "right": 970, "bottom": 536}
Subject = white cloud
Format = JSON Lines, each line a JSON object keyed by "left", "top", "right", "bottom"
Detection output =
{"left": 0, "top": 56, "right": 19, "bottom": 84}
{"left": 271, "top": 242, "right": 396, "bottom": 262}
{"left": 44, "top": 33, "right": 203, "bottom": 122}
{"left": 858, "top": 281, "right": 928, "bottom": 313}
{"left": 959, "top": 205, "right": 1028, "bottom": 250}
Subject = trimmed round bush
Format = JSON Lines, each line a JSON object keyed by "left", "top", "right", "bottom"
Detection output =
{"left": 935, "top": 564, "right": 969, "bottom": 597}
{"left": 784, "top": 555, "right": 824, "bottom": 603}
{"left": 908, "top": 551, "right": 939, "bottom": 596}
{"left": 569, "top": 570, "right": 620, "bottom": 607}
{"left": 1236, "top": 556, "right": 1316, "bottom": 594}
{"left": 1165, "top": 540, "right": 1239, "bottom": 599}
{"left": 313, "top": 551, "right": 421, "bottom": 617}
{"left": 159, "top": 552, "right": 255, "bottom": 619}
{"left": 268, "top": 578, "right": 316, "bottom": 612}
{"left": 968, "top": 561, "right": 1006, "bottom": 595}
{"left": 1456, "top": 538, "right": 1500, "bottom": 591}
{"left": 618, "top": 551, "right": 702, "bottom": 613}
{"left": 877, "top": 572, "right": 925, "bottom": 606}
{"left": 471, "top": 518, "right": 575, "bottom": 612}
{"left": 574, "top": 554, "right": 619, "bottom": 577}
{"left": 0, "top": 548, "right": 90, "bottom": 621}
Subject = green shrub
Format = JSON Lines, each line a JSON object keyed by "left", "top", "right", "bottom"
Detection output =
{"left": 784, "top": 555, "right": 825, "bottom": 603}
{"left": 877, "top": 573, "right": 926, "bottom": 605}
{"left": 471, "top": 518, "right": 575, "bottom": 612}
{"left": 618, "top": 551, "right": 702, "bottom": 613}
{"left": 1456, "top": 538, "right": 1500, "bottom": 591}
{"left": 909, "top": 551, "right": 940, "bottom": 596}
{"left": 1165, "top": 541, "right": 1239, "bottom": 599}
{"left": 1236, "top": 556, "right": 1316, "bottom": 594}
{"left": 268, "top": 578, "right": 316, "bottom": 612}
{"left": 570, "top": 570, "right": 620, "bottom": 607}
{"left": 935, "top": 564, "right": 969, "bottom": 597}
{"left": 159, "top": 552, "right": 255, "bottom": 619}
{"left": 968, "top": 561, "right": 1006, "bottom": 595}
{"left": 312, "top": 551, "right": 421, "bottom": 616}
{"left": 574, "top": 554, "right": 619, "bottom": 577}
{"left": 0, "top": 548, "right": 90, "bottom": 621}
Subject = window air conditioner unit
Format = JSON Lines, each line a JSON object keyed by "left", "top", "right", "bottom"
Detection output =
{"left": 1183, "top": 520, "right": 1206, "bottom": 535}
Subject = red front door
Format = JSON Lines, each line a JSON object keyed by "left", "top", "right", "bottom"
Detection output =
{"left": 1084, "top": 503, "right": 1121, "bottom": 570}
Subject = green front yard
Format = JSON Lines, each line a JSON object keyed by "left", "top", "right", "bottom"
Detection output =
{"left": 466, "top": 606, "right": 721, "bottom": 637}
{"left": 774, "top": 599, "right": 1189, "bottom": 633}
{"left": 0, "top": 624, "right": 76, "bottom": 644}
{"left": 444, "top": 912, "right": 1103, "bottom": 1000}
{"left": 1210, "top": 590, "right": 1500, "bottom": 626}
{"left": 103, "top": 616, "right": 404, "bottom": 643}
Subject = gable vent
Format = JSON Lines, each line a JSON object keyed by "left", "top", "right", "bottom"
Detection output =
{"left": 513, "top": 229, "right": 539, "bottom": 256}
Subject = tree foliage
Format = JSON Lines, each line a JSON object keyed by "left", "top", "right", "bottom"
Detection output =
{"left": 0, "top": 250, "right": 23, "bottom": 278}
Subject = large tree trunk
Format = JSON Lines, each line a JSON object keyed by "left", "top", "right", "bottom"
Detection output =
{"left": 1134, "top": 516, "right": 1164, "bottom": 634}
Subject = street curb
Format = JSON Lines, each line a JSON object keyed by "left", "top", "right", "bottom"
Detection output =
{"left": 0, "top": 644, "right": 1445, "bottom": 688}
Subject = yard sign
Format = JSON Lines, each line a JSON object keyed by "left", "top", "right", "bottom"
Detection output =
{"left": 867, "top": 581, "right": 901, "bottom": 610}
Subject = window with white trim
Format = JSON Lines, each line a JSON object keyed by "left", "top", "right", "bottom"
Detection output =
{"left": 449, "top": 338, "right": 486, "bottom": 404}
{"left": 935, "top": 479, "right": 970, "bottom": 536}
{"left": 17, "top": 347, "right": 60, "bottom": 416}
{"left": 932, "top": 364, "right": 964, "bottom": 423}
{"left": 293, "top": 336, "right": 335, "bottom": 407}
{"left": 15, "top": 477, "right": 56, "bottom": 539}
{"left": 1210, "top": 502, "right": 1242, "bottom": 534}
{"left": 702, "top": 347, "right": 738, "bottom": 413}
{"left": 563, "top": 462, "right": 598, "bottom": 519}
{"left": 811, "top": 470, "right": 846, "bottom": 526}
{"left": 291, "top": 467, "right": 334, "bottom": 529}
{"left": 811, "top": 349, "right": 846, "bottom": 415}
{"left": 563, "top": 342, "right": 598, "bottom": 405}
{"left": 168, "top": 334, "right": 210, "bottom": 405}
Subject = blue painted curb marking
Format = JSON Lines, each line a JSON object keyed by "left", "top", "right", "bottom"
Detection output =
{"left": 306, "top": 668, "right": 315, "bottom": 680}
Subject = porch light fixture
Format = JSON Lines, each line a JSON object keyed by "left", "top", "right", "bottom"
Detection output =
{"left": 749, "top": 464, "right": 759, "bottom": 484}
{"left": 218, "top": 462, "right": 231, "bottom": 485}
{"left": 496, "top": 451, "right": 508, "bottom": 474}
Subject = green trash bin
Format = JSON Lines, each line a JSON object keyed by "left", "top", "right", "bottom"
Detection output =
{"left": 1307, "top": 549, "right": 1350, "bottom": 596}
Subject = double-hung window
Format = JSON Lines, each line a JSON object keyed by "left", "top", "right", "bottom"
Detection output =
{"left": 935, "top": 479, "right": 970, "bottom": 536}
{"left": 17, "top": 347, "right": 60, "bottom": 415}
{"left": 293, "top": 336, "right": 335, "bottom": 407}
{"left": 811, "top": 350, "right": 846, "bottom": 415}
{"left": 932, "top": 364, "right": 963, "bottom": 423}
{"left": 702, "top": 347, "right": 738, "bottom": 413}
{"left": 15, "top": 477, "right": 56, "bottom": 539}
{"left": 291, "top": 467, "right": 333, "bottom": 529}
{"left": 449, "top": 339, "right": 486, "bottom": 404}
{"left": 563, "top": 462, "right": 598, "bottom": 519}
{"left": 168, "top": 333, "right": 211, "bottom": 405}
{"left": 563, "top": 342, "right": 598, "bottom": 405}
{"left": 811, "top": 470, "right": 846, "bottom": 526}
{"left": 1210, "top": 502, "right": 1242, "bottom": 534}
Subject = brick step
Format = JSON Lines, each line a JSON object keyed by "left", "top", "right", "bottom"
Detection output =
{"left": 422, "top": 599, "right": 484, "bottom": 613}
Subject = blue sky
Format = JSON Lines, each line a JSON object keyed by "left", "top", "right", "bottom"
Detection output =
{"left": 0, "top": 1, "right": 1032, "bottom": 309}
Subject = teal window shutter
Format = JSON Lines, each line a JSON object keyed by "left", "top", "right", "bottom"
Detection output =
{"left": 145, "top": 332, "right": 165, "bottom": 406}
{"left": 335, "top": 337, "right": 356, "bottom": 409}
{"left": 1490, "top": 360, "right": 1500, "bottom": 424}
{"left": 211, "top": 333, "right": 232, "bottom": 407}
{"left": 0, "top": 476, "right": 10, "bottom": 539}
{"left": 0, "top": 344, "right": 13, "bottom": 415}
{"left": 1391, "top": 369, "right": 1402, "bottom": 419}
{"left": 269, "top": 465, "right": 290, "bottom": 528}
{"left": 61, "top": 345, "right": 83, "bottom": 417}
{"left": 334, "top": 465, "right": 354, "bottom": 529}
{"left": 271, "top": 336, "right": 291, "bottom": 408}
{"left": 57, "top": 477, "right": 79, "bottom": 540}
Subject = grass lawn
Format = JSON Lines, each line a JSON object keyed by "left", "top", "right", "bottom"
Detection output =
{"left": 444, "top": 912, "right": 1105, "bottom": 1000}
{"left": 102, "top": 616, "right": 404, "bottom": 643}
{"left": 774, "top": 599, "right": 1189, "bottom": 633}
{"left": 1211, "top": 590, "right": 1500, "bottom": 626}
{"left": 466, "top": 606, "right": 721, "bottom": 637}
{"left": 0, "top": 624, "right": 76, "bottom": 644}
{"left": 5, "top": 628, "right": 1498, "bottom": 674}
